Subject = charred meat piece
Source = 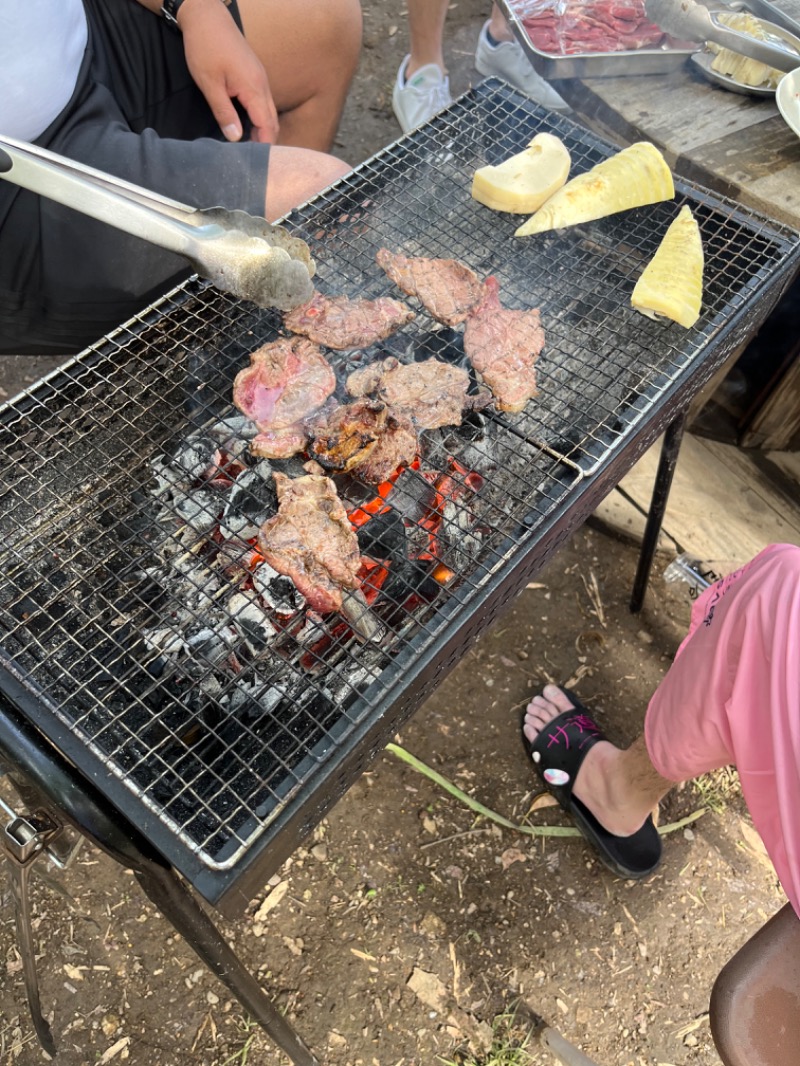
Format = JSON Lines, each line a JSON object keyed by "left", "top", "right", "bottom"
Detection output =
{"left": 309, "top": 399, "right": 387, "bottom": 474}
{"left": 283, "top": 291, "right": 415, "bottom": 350}
{"left": 376, "top": 248, "right": 483, "bottom": 327}
{"left": 348, "top": 357, "right": 480, "bottom": 430}
{"left": 309, "top": 399, "right": 418, "bottom": 483}
{"left": 232, "top": 337, "right": 336, "bottom": 458}
{"left": 258, "top": 473, "right": 361, "bottom": 613}
{"left": 463, "top": 277, "right": 544, "bottom": 413}
{"left": 356, "top": 408, "right": 418, "bottom": 483}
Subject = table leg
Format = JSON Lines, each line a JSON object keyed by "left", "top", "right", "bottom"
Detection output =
{"left": 630, "top": 412, "right": 687, "bottom": 613}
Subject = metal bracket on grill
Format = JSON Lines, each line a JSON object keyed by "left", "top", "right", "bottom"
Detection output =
{"left": 1, "top": 807, "right": 63, "bottom": 1057}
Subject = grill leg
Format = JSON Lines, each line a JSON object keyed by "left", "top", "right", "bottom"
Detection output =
{"left": 0, "top": 697, "right": 319, "bottom": 1066}
{"left": 133, "top": 862, "right": 319, "bottom": 1066}
{"left": 630, "top": 412, "right": 687, "bottom": 613}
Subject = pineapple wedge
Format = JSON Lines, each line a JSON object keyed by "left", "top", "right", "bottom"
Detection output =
{"left": 471, "top": 132, "right": 571, "bottom": 214}
{"left": 631, "top": 205, "right": 704, "bottom": 329}
{"left": 515, "top": 141, "right": 674, "bottom": 237}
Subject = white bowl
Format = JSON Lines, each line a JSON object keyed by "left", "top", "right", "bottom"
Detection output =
{"left": 777, "top": 68, "right": 800, "bottom": 138}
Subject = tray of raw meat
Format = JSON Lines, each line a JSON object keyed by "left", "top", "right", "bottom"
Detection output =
{"left": 496, "top": 0, "right": 698, "bottom": 78}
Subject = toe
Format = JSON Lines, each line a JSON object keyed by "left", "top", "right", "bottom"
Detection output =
{"left": 523, "top": 686, "right": 579, "bottom": 747}
{"left": 542, "top": 684, "right": 577, "bottom": 714}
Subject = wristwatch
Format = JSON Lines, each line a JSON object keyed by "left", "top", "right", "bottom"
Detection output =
{"left": 161, "top": 0, "right": 232, "bottom": 31}
{"left": 161, "top": 0, "right": 186, "bottom": 31}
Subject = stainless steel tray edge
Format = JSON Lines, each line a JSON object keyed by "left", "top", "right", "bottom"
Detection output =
{"left": 496, "top": 0, "right": 698, "bottom": 78}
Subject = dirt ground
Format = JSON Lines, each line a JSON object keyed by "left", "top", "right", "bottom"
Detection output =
{"left": 0, "top": 5, "right": 788, "bottom": 1066}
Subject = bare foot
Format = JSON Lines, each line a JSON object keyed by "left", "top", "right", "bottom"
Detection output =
{"left": 523, "top": 685, "right": 652, "bottom": 837}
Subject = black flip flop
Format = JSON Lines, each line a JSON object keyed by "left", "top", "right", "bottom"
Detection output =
{"left": 523, "top": 687, "right": 662, "bottom": 880}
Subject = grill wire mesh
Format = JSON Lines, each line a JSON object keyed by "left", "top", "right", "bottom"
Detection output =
{"left": 0, "top": 81, "right": 797, "bottom": 887}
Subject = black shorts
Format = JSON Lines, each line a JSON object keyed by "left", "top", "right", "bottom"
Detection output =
{"left": 0, "top": 0, "right": 270, "bottom": 355}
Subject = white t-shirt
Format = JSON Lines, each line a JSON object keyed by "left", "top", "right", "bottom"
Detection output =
{"left": 0, "top": 0, "right": 88, "bottom": 141}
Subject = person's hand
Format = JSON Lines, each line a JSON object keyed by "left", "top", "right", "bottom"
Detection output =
{"left": 178, "top": 0, "right": 279, "bottom": 143}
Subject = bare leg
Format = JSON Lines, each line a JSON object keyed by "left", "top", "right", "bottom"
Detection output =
{"left": 263, "top": 147, "right": 351, "bottom": 222}
{"left": 523, "top": 685, "right": 677, "bottom": 837}
{"left": 238, "top": 0, "right": 362, "bottom": 151}
{"left": 405, "top": 0, "right": 450, "bottom": 77}
{"left": 488, "top": 2, "right": 514, "bottom": 42}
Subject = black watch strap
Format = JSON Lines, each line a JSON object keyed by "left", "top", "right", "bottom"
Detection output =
{"left": 161, "top": 0, "right": 186, "bottom": 32}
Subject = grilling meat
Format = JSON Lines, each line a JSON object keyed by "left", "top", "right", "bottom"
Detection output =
{"left": 376, "top": 248, "right": 483, "bottom": 327}
{"left": 309, "top": 399, "right": 387, "bottom": 474}
{"left": 283, "top": 291, "right": 415, "bottom": 350}
{"left": 347, "top": 357, "right": 479, "bottom": 430}
{"left": 356, "top": 409, "right": 418, "bottom": 483}
{"left": 463, "top": 277, "right": 544, "bottom": 413}
{"left": 310, "top": 398, "right": 419, "bottom": 484}
{"left": 232, "top": 337, "right": 336, "bottom": 458}
{"left": 258, "top": 473, "right": 361, "bottom": 613}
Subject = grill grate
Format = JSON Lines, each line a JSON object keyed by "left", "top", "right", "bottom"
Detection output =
{"left": 1, "top": 81, "right": 797, "bottom": 902}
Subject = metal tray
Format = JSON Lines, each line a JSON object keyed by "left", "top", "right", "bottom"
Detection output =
{"left": 497, "top": 0, "right": 697, "bottom": 78}
{"left": 691, "top": 11, "right": 800, "bottom": 92}
{"left": 498, "top": 0, "right": 800, "bottom": 78}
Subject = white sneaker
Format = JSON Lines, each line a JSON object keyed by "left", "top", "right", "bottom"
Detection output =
{"left": 474, "top": 20, "right": 570, "bottom": 112}
{"left": 392, "top": 55, "right": 453, "bottom": 133}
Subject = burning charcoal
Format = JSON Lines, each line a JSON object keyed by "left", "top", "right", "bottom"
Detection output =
{"left": 270, "top": 454, "right": 312, "bottom": 480}
{"left": 377, "top": 560, "right": 442, "bottom": 608}
{"left": 356, "top": 507, "right": 407, "bottom": 562}
{"left": 165, "top": 433, "right": 223, "bottom": 482}
{"left": 411, "top": 326, "right": 465, "bottom": 365}
{"left": 220, "top": 461, "right": 278, "bottom": 541}
{"left": 225, "top": 678, "right": 287, "bottom": 726}
{"left": 143, "top": 625, "right": 190, "bottom": 659}
{"left": 173, "top": 487, "right": 223, "bottom": 536}
{"left": 340, "top": 588, "right": 386, "bottom": 645}
{"left": 228, "top": 591, "right": 277, "bottom": 656}
{"left": 253, "top": 561, "right": 306, "bottom": 614}
{"left": 291, "top": 610, "right": 328, "bottom": 649}
{"left": 209, "top": 414, "right": 259, "bottom": 442}
{"left": 385, "top": 468, "right": 437, "bottom": 524}
{"left": 183, "top": 622, "right": 237, "bottom": 670}
{"left": 148, "top": 456, "right": 190, "bottom": 498}
{"left": 207, "top": 415, "right": 260, "bottom": 464}
{"left": 438, "top": 498, "right": 483, "bottom": 571}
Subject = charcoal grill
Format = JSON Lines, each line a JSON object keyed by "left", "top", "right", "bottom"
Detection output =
{"left": 1, "top": 80, "right": 799, "bottom": 1063}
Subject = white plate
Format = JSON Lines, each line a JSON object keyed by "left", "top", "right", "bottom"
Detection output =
{"left": 777, "top": 67, "right": 800, "bottom": 136}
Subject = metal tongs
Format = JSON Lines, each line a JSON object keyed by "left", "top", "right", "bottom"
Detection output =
{"left": 645, "top": 0, "right": 800, "bottom": 71}
{"left": 0, "top": 134, "right": 316, "bottom": 310}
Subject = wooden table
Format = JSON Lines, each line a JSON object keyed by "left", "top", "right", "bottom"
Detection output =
{"left": 554, "top": 0, "right": 800, "bottom": 232}
{"left": 552, "top": 3, "right": 800, "bottom": 450}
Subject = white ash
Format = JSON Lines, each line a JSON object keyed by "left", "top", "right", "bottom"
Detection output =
{"left": 253, "top": 561, "right": 306, "bottom": 614}
{"left": 219, "top": 461, "right": 277, "bottom": 541}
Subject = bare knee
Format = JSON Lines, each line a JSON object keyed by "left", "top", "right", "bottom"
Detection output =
{"left": 265, "top": 146, "right": 352, "bottom": 221}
